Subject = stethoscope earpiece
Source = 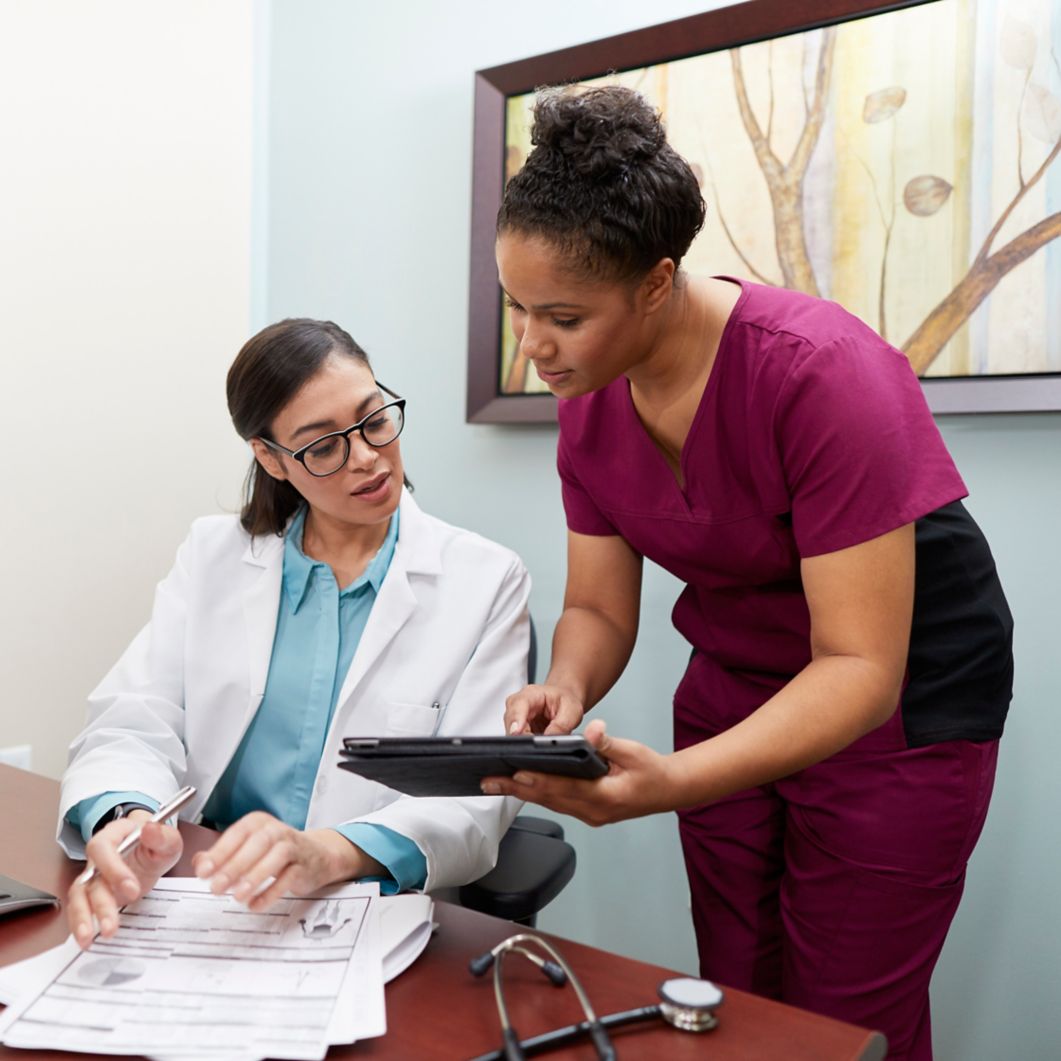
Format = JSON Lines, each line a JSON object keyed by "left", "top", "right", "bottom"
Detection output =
{"left": 469, "top": 946, "right": 567, "bottom": 986}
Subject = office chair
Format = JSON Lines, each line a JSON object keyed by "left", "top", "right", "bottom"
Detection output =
{"left": 458, "top": 617, "right": 577, "bottom": 927}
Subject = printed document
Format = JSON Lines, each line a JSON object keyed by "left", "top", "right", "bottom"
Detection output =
{"left": 0, "top": 879, "right": 385, "bottom": 1059}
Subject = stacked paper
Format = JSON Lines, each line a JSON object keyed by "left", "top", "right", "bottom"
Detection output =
{"left": 0, "top": 880, "right": 434, "bottom": 1059}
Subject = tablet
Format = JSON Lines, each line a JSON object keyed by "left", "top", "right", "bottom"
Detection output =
{"left": 337, "top": 735, "right": 609, "bottom": 797}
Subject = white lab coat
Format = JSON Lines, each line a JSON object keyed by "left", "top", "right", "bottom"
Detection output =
{"left": 58, "top": 491, "right": 528, "bottom": 890}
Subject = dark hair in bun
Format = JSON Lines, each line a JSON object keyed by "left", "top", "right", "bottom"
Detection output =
{"left": 497, "top": 85, "right": 705, "bottom": 282}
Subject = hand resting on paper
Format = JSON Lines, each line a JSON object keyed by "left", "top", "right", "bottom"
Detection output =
{"left": 68, "top": 811, "right": 389, "bottom": 948}
{"left": 191, "top": 811, "right": 388, "bottom": 912}
{"left": 67, "top": 812, "right": 182, "bottom": 949}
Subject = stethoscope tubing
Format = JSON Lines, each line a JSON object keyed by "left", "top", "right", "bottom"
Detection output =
{"left": 467, "top": 1004, "right": 664, "bottom": 1061}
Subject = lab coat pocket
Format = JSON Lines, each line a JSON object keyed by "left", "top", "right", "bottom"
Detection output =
{"left": 381, "top": 700, "right": 443, "bottom": 737}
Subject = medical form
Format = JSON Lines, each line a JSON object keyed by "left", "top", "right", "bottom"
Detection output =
{"left": 0, "top": 878, "right": 385, "bottom": 1059}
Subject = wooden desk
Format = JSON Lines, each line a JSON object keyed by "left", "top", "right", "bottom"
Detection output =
{"left": 0, "top": 764, "right": 886, "bottom": 1059}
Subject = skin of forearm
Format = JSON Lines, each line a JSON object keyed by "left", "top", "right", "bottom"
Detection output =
{"left": 545, "top": 605, "right": 637, "bottom": 709}
{"left": 665, "top": 652, "right": 904, "bottom": 811}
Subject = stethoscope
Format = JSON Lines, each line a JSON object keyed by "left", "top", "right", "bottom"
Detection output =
{"left": 466, "top": 933, "right": 724, "bottom": 1060}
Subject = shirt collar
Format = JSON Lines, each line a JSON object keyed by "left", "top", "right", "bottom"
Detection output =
{"left": 282, "top": 505, "right": 400, "bottom": 612}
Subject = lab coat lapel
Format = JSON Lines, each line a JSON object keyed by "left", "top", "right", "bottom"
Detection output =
{"left": 331, "top": 492, "right": 440, "bottom": 711}
{"left": 241, "top": 532, "right": 284, "bottom": 705}
{"left": 332, "top": 565, "right": 417, "bottom": 710}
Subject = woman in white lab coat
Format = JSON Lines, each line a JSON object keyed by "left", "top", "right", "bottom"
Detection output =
{"left": 60, "top": 318, "right": 529, "bottom": 947}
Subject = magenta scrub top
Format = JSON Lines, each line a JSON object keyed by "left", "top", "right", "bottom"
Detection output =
{"left": 557, "top": 279, "right": 1012, "bottom": 746}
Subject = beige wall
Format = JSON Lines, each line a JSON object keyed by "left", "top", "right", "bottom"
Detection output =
{"left": 0, "top": 1, "right": 257, "bottom": 778}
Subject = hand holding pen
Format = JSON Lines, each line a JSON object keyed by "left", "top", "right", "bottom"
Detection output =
{"left": 67, "top": 786, "right": 195, "bottom": 949}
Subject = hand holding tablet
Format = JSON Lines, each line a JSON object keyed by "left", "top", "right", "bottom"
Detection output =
{"left": 337, "top": 735, "right": 609, "bottom": 797}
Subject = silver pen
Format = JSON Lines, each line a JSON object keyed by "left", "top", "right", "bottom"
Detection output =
{"left": 75, "top": 785, "right": 197, "bottom": 887}
{"left": 430, "top": 700, "right": 449, "bottom": 736}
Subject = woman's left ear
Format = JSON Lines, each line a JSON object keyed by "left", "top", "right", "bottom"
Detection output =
{"left": 640, "top": 258, "right": 676, "bottom": 314}
{"left": 250, "top": 438, "right": 288, "bottom": 482}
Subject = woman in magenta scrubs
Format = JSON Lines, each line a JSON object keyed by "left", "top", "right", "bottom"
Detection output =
{"left": 483, "top": 86, "right": 1012, "bottom": 1061}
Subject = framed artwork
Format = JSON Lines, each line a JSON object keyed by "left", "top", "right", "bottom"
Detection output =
{"left": 466, "top": 0, "right": 1061, "bottom": 423}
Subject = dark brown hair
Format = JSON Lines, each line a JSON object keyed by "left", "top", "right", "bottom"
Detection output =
{"left": 497, "top": 85, "right": 706, "bottom": 282}
{"left": 227, "top": 318, "right": 371, "bottom": 536}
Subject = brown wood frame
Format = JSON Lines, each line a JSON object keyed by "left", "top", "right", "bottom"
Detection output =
{"left": 466, "top": 0, "right": 1061, "bottom": 422}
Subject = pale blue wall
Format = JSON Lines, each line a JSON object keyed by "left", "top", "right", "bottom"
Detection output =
{"left": 263, "top": 3, "right": 1061, "bottom": 1056}
{"left": 928, "top": 414, "right": 1061, "bottom": 1060}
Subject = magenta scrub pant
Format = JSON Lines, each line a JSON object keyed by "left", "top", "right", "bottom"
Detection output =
{"left": 675, "top": 701, "right": 999, "bottom": 1061}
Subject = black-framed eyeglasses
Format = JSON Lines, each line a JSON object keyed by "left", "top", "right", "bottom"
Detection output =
{"left": 259, "top": 382, "right": 406, "bottom": 478}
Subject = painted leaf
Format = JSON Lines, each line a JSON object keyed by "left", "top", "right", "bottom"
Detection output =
{"left": 903, "top": 175, "right": 953, "bottom": 217}
{"left": 1000, "top": 16, "right": 1036, "bottom": 71}
{"left": 862, "top": 86, "right": 907, "bottom": 123}
{"left": 1023, "top": 83, "right": 1061, "bottom": 145}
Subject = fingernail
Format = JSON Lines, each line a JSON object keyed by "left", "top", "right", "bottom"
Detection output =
{"left": 100, "top": 917, "right": 115, "bottom": 934}
{"left": 481, "top": 782, "right": 500, "bottom": 795}
{"left": 509, "top": 721, "right": 521, "bottom": 734}
{"left": 512, "top": 772, "right": 533, "bottom": 787}
{"left": 211, "top": 874, "right": 229, "bottom": 894}
{"left": 233, "top": 880, "right": 251, "bottom": 900}
{"left": 76, "top": 923, "right": 89, "bottom": 943}
{"left": 196, "top": 858, "right": 214, "bottom": 878}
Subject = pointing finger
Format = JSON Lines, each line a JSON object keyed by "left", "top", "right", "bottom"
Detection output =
{"left": 504, "top": 691, "right": 531, "bottom": 735}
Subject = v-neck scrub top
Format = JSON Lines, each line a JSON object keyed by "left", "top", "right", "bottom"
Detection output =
{"left": 557, "top": 279, "right": 1013, "bottom": 747}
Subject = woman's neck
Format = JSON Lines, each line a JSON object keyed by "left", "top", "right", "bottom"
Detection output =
{"left": 628, "top": 276, "right": 737, "bottom": 406}
{"left": 624, "top": 276, "right": 742, "bottom": 482}
{"left": 301, "top": 507, "right": 392, "bottom": 589}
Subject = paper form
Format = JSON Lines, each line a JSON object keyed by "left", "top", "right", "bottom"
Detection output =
{"left": 0, "top": 879, "right": 385, "bottom": 1060}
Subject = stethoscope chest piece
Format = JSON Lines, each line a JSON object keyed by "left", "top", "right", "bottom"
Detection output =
{"left": 657, "top": 977, "right": 724, "bottom": 1032}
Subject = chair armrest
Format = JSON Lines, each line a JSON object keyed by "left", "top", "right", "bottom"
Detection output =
{"left": 458, "top": 828, "right": 576, "bottom": 923}
{"left": 509, "top": 815, "right": 565, "bottom": 840}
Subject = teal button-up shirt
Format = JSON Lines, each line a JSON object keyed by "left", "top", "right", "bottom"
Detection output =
{"left": 70, "top": 507, "right": 427, "bottom": 894}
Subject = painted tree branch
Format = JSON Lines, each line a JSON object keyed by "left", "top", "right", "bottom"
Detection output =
{"left": 730, "top": 29, "right": 837, "bottom": 295}
{"left": 789, "top": 31, "right": 836, "bottom": 178}
{"left": 903, "top": 209, "right": 1061, "bottom": 373}
{"left": 703, "top": 160, "right": 778, "bottom": 284}
{"left": 849, "top": 151, "right": 892, "bottom": 337}
{"left": 715, "top": 198, "right": 778, "bottom": 285}
{"left": 973, "top": 132, "right": 1061, "bottom": 267}
{"left": 1016, "top": 70, "right": 1031, "bottom": 189}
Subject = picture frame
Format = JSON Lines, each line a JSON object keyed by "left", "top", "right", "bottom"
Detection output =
{"left": 466, "top": 0, "right": 1061, "bottom": 423}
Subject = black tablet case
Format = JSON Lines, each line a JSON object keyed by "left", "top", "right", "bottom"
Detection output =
{"left": 337, "top": 735, "right": 608, "bottom": 797}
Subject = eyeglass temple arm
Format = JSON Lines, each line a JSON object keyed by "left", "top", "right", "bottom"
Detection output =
{"left": 258, "top": 436, "right": 294, "bottom": 456}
